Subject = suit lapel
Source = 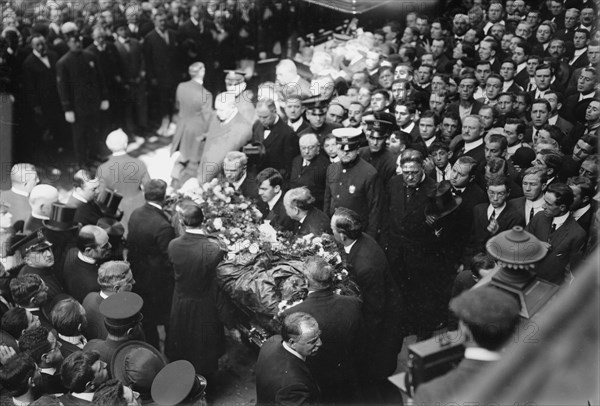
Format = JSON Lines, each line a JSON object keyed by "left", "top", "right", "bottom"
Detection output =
{"left": 549, "top": 216, "right": 574, "bottom": 247}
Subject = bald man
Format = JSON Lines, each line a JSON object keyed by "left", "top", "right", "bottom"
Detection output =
{"left": 24, "top": 184, "right": 59, "bottom": 233}
{"left": 276, "top": 59, "right": 312, "bottom": 99}
{"left": 62, "top": 225, "right": 112, "bottom": 302}
{"left": 170, "top": 62, "right": 214, "bottom": 187}
{"left": 0, "top": 163, "right": 39, "bottom": 228}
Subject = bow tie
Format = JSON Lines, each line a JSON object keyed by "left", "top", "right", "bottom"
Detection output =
{"left": 452, "top": 188, "right": 462, "bottom": 196}
{"left": 289, "top": 116, "right": 302, "bottom": 124}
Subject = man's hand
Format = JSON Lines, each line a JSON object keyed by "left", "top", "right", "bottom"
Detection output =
{"left": 65, "top": 111, "right": 75, "bottom": 123}
{"left": 228, "top": 328, "right": 242, "bottom": 343}
{"left": 0, "top": 345, "right": 16, "bottom": 365}
{"left": 423, "top": 157, "right": 435, "bottom": 173}
{"left": 100, "top": 100, "right": 109, "bottom": 110}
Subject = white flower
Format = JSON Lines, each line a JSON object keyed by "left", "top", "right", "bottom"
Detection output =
{"left": 239, "top": 203, "right": 249, "bottom": 210}
{"left": 213, "top": 218, "right": 223, "bottom": 230}
{"left": 249, "top": 243, "right": 260, "bottom": 254}
{"left": 313, "top": 237, "right": 323, "bottom": 245}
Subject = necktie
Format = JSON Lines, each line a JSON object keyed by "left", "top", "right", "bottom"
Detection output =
{"left": 551, "top": 223, "right": 557, "bottom": 233}
{"left": 489, "top": 210, "right": 496, "bottom": 222}
{"left": 529, "top": 206, "right": 535, "bottom": 222}
{"left": 441, "top": 169, "right": 446, "bottom": 181}
{"left": 527, "top": 83, "right": 533, "bottom": 92}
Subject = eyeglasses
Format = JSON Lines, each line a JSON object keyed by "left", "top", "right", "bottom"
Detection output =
{"left": 300, "top": 145, "right": 319, "bottom": 151}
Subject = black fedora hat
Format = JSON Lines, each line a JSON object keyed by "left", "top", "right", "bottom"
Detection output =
{"left": 111, "top": 341, "right": 167, "bottom": 402}
{"left": 96, "top": 189, "right": 123, "bottom": 217}
{"left": 425, "top": 181, "right": 462, "bottom": 219}
{"left": 43, "top": 203, "right": 79, "bottom": 231}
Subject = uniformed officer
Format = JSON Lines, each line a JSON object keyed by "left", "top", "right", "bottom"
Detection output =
{"left": 298, "top": 96, "right": 342, "bottom": 143}
{"left": 83, "top": 291, "right": 146, "bottom": 364}
{"left": 224, "top": 69, "right": 255, "bottom": 123}
{"left": 359, "top": 111, "right": 399, "bottom": 186}
{"left": 151, "top": 360, "right": 208, "bottom": 406}
{"left": 324, "top": 127, "right": 383, "bottom": 237}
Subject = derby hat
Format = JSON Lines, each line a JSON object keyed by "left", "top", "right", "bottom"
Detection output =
{"left": 425, "top": 181, "right": 462, "bottom": 219}
{"left": 112, "top": 341, "right": 167, "bottom": 402}
{"left": 43, "top": 203, "right": 79, "bottom": 231}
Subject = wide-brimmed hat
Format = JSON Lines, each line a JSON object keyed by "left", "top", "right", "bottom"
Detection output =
{"left": 43, "top": 203, "right": 79, "bottom": 231}
{"left": 111, "top": 341, "right": 167, "bottom": 402}
{"left": 425, "top": 181, "right": 462, "bottom": 219}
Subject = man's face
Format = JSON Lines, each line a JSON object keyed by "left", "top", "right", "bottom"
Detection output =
{"left": 543, "top": 191, "right": 564, "bottom": 217}
{"left": 462, "top": 117, "right": 482, "bottom": 142}
{"left": 291, "top": 325, "right": 322, "bottom": 358}
{"left": 548, "top": 41, "right": 565, "bottom": 58}
{"left": 153, "top": 14, "right": 166, "bottom": 31}
{"left": 581, "top": 8, "right": 594, "bottom": 25}
{"left": 323, "top": 138, "right": 338, "bottom": 159}
{"left": 526, "top": 11, "right": 540, "bottom": 26}
{"left": 431, "top": 149, "right": 450, "bottom": 169}
{"left": 527, "top": 58, "right": 540, "bottom": 76}
{"left": 475, "top": 64, "right": 491, "bottom": 85}
{"left": 514, "top": 95, "right": 528, "bottom": 115}
{"left": 416, "top": 18, "right": 429, "bottom": 35}
{"left": 522, "top": 174, "right": 543, "bottom": 201}
{"left": 564, "top": 10, "right": 579, "bottom": 29}
{"left": 391, "top": 82, "right": 407, "bottom": 102}
{"left": 534, "top": 68, "right": 552, "bottom": 90}
{"left": 299, "top": 135, "right": 320, "bottom": 161}
{"left": 326, "top": 105, "right": 344, "bottom": 124}
{"left": 45, "top": 332, "right": 64, "bottom": 367}
{"left": 512, "top": 46, "right": 527, "bottom": 65}
{"left": 419, "top": 117, "right": 436, "bottom": 140}
{"left": 337, "top": 147, "right": 359, "bottom": 164}
{"left": 79, "top": 179, "right": 101, "bottom": 201}
{"left": 284, "top": 99, "right": 304, "bottom": 121}
{"left": 215, "top": 101, "right": 235, "bottom": 122}
{"left": 347, "top": 104, "right": 363, "bottom": 127}
{"left": 479, "top": 108, "right": 495, "bottom": 130}
{"left": 453, "top": 18, "right": 469, "bottom": 36}
{"left": 307, "top": 109, "right": 326, "bottom": 128}
{"left": 459, "top": 79, "right": 476, "bottom": 101}
{"left": 370, "top": 93, "right": 387, "bottom": 112}
{"left": 500, "top": 62, "right": 516, "bottom": 81}
{"left": 485, "top": 141, "right": 504, "bottom": 161}
{"left": 579, "top": 160, "right": 597, "bottom": 180}
{"left": 585, "top": 101, "right": 600, "bottom": 122}
{"left": 258, "top": 180, "right": 279, "bottom": 203}
{"left": 378, "top": 69, "right": 394, "bottom": 89}
{"left": 431, "top": 40, "right": 444, "bottom": 58}
{"left": 543, "top": 92, "right": 560, "bottom": 114}
{"left": 502, "top": 33, "right": 515, "bottom": 51}
{"left": 256, "top": 106, "right": 276, "bottom": 128}
{"left": 430, "top": 22, "right": 443, "bottom": 39}
{"left": 572, "top": 139, "right": 594, "bottom": 163}
{"left": 395, "top": 105, "right": 412, "bottom": 127}
{"left": 27, "top": 248, "right": 55, "bottom": 268}
{"left": 497, "top": 95, "right": 514, "bottom": 114}
{"left": 536, "top": 24, "right": 552, "bottom": 44}
{"left": 441, "top": 118, "right": 459, "bottom": 140}
{"left": 223, "top": 160, "right": 245, "bottom": 183}
{"left": 275, "top": 67, "right": 290, "bottom": 85}
{"left": 417, "top": 66, "right": 432, "bottom": 84}
{"left": 490, "top": 25, "right": 505, "bottom": 41}
{"left": 577, "top": 70, "right": 597, "bottom": 93}
{"left": 67, "top": 36, "right": 83, "bottom": 52}
{"left": 487, "top": 184, "right": 508, "bottom": 208}
{"left": 478, "top": 42, "right": 494, "bottom": 61}
{"left": 550, "top": 0, "right": 563, "bottom": 16}
{"left": 32, "top": 37, "right": 47, "bottom": 56}
{"left": 587, "top": 45, "right": 600, "bottom": 65}
{"left": 367, "top": 133, "right": 386, "bottom": 153}
{"left": 485, "top": 77, "right": 502, "bottom": 100}
{"left": 91, "top": 360, "right": 110, "bottom": 388}
{"left": 531, "top": 103, "right": 549, "bottom": 127}
{"left": 504, "top": 123, "right": 522, "bottom": 146}
{"left": 573, "top": 31, "right": 588, "bottom": 49}
{"left": 351, "top": 73, "right": 368, "bottom": 88}
{"left": 357, "top": 88, "right": 371, "bottom": 108}
{"left": 488, "top": 4, "right": 503, "bottom": 21}
{"left": 401, "top": 161, "right": 424, "bottom": 186}
{"left": 450, "top": 162, "right": 472, "bottom": 188}
{"left": 429, "top": 94, "right": 445, "bottom": 114}
{"left": 394, "top": 65, "right": 411, "bottom": 81}
{"left": 32, "top": 280, "right": 48, "bottom": 306}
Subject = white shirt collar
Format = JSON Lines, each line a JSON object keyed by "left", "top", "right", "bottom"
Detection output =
{"left": 579, "top": 91, "right": 595, "bottom": 102}
{"left": 548, "top": 114, "right": 558, "bottom": 125}
{"left": 506, "top": 142, "right": 528, "bottom": 157}
{"left": 435, "top": 164, "right": 452, "bottom": 183}
{"left": 24, "top": 307, "right": 40, "bottom": 313}
{"left": 464, "top": 347, "right": 501, "bottom": 361}
{"left": 231, "top": 172, "right": 247, "bottom": 190}
{"left": 463, "top": 138, "right": 483, "bottom": 153}
{"left": 552, "top": 212, "right": 570, "bottom": 229}
{"left": 72, "top": 191, "right": 88, "bottom": 203}
{"left": 11, "top": 398, "right": 30, "bottom": 406}
{"left": 100, "top": 291, "right": 109, "bottom": 299}
{"left": 516, "top": 62, "right": 527, "bottom": 73}
{"left": 288, "top": 117, "right": 304, "bottom": 131}
{"left": 193, "top": 78, "right": 204, "bottom": 85}
{"left": 112, "top": 151, "right": 126, "bottom": 156}
{"left": 58, "top": 333, "right": 87, "bottom": 348}
{"left": 487, "top": 202, "right": 506, "bottom": 219}
{"left": 72, "top": 392, "right": 95, "bottom": 402}
{"left": 147, "top": 202, "right": 162, "bottom": 210}
{"left": 267, "top": 191, "right": 282, "bottom": 211}
{"left": 186, "top": 228, "right": 205, "bottom": 235}
{"left": 572, "top": 204, "right": 590, "bottom": 221}
{"left": 343, "top": 239, "right": 357, "bottom": 254}
{"left": 572, "top": 47, "right": 587, "bottom": 59}
{"left": 502, "top": 79, "right": 514, "bottom": 92}
{"left": 10, "top": 187, "right": 29, "bottom": 197}
{"left": 40, "top": 367, "right": 57, "bottom": 375}
{"left": 78, "top": 251, "right": 97, "bottom": 264}
{"left": 401, "top": 121, "right": 415, "bottom": 134}
{"left": 282, "top": 341, "right": 305, "bottom": 361}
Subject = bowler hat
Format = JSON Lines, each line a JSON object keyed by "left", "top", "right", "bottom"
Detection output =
{"left": 151, "top": 361, "right": 207, "bottom": 406}
{"left": 425, "top": 181, "right": 462, "bottom": 219}
{"left": 96, "top": 189, "right": 123, "bottom": 217}
{"left": 43, "top": 203, "right": 79, "bottom": 231}
{"left": 112, "top": 341, "right": 167, "bottom": 402}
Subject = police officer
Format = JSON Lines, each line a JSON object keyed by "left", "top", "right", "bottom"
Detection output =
{"left": 359, "top": 112, "right": 399, "bottom": 186}
{"left": 324, "top": 128, "right": 383, "bottom": 237}
{"left": 151, "top": 360, "right": 208, "bottom": 405}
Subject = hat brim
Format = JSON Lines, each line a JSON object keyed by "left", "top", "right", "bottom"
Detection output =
{"left": 425, "top": 196, "right": 462, "bottom": 219}
{"left": 42, "top": 220, "right": 80, "bottom": 232}
{"left": 111, "top": 340, "right": 167, "bottom": 396}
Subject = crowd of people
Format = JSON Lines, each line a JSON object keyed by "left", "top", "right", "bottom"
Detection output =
{"left": 1, "top": 0, "right": 599, "bottom": 404}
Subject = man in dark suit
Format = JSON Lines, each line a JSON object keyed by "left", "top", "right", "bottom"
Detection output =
{"left": 414, "top": 287, "right": 520, "bottom": 404}
{"left": 568, "top": 176, "right": 595, "bottom": 235}
{"left": 509, "top": 166, "right": 548, "bottom": 225}
{"left": 59, "top": 351, "right": 109, "bottom": 406}
{"left": 255, "top": 313, "right": 321, "bottom": 406}
{"left": 281, "top": 257, "right": 363, "bottom": 403}
{"left": 177, "top": 5, "right": 215, "bottom": 85}
{"left": 220, "top": 151, "right": 259, "bottom": 203}
{"left": 446, "top": 75, "right": 484, "bottom": 123}
{"left": 527, "top": 183, "right": 586, "bottom": 284}
{"left": 67, "top": 170, "right": 103, "bottom": 227}
{"left": 18, "top": 327, "right": 66, "bottom": 395}
{"left": 251, "top": 99, "right": 299, "bottom": 179}
{"left": 127, "top": 179, "right": 175, "bottom": 349}
{"left": 56, "top": 33, "right": 109, "bottom": 166}
{"left": 289, "top": 133, "right": 329, "bottom": 209}
{"left": 359, "top": 113, "right": 399, "bottom": 187}
{"left": 24, "top": 185, "right": 59, "bottom": 234}
{"left": 143, "top": 11, "right": 181, "bottom": 136}
{"left": 22, "top": 34, "right": 69, "bottom": 151}
{"left": 568, "top": 29, "right": 590, "bottom": 71}
{"left": 451, "top": 115, "right": 486, "bottom": 165}
{"left": 465, "top": 176, "right": 526, "bottom": 260}
{"left": 283, "top": 187, "right": 331, "bottom": 236}
{"left": 256, "top": 168, "right": 295, "bottom": 232}
{"left": 0, "top": 163, "right": 39, "bottom": 230}
{"left": 562, "top": 67, "right": 597, "bottom": 124}
{"left": 298, "top": 97, "right": 342, "bottom": 143}
{"left": 331, "top": 208, "right": 404, "bottom": 404}
{"left": 284, "top": 95, "right": 310, "bottom": 134}
{"left": 113, "top": 20, "right": 147, "bottom": 137}
{"left": 62, "top": 225, "right": 112, "bottom": 302}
